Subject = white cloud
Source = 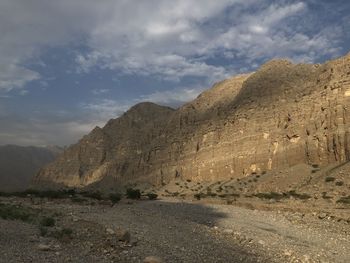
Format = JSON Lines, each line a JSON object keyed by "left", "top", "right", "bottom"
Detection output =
{"left": 0, "top": 0, "right": 346, "bottom": 92}
{"left": 0, "top": 64, "right": 40, "bottom": 91}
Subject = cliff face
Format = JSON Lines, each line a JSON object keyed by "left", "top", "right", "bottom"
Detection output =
{"left": 33, "top": 53, "right": 350, "bottom": 189}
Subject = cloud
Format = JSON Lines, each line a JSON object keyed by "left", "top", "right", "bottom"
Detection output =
{"left": 204, "top": 2, "right": 343, "bottom": 63}
{"left": 0, "top": 0, "right": 347, "bottom": 92}
{"left": 0, "top": 64, "right": 40, "bottom": 92}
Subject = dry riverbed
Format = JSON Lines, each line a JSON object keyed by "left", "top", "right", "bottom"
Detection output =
{"left": 0, "top": 197, "right": 349, "bottom": 263}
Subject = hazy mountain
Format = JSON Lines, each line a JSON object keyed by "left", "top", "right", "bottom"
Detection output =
{"left": 0, "top": 145, "right": 62, "bottom": 191}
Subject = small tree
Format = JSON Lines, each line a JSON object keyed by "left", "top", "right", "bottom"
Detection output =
{"left": 126, "top": 188, "right": 141, "bottom": 199}
{"left": 109, "top": 193, "right": 122, "bottom": 204}
{"left": 146, "top": 193, "right": 158, "bottom": 200}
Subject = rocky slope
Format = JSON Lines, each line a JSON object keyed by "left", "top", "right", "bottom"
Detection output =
{"left": 33, "top": 52, "right": 350, "bottom": 190}
{"left": 0, "top": 145, "right": 62, "bottom": 191}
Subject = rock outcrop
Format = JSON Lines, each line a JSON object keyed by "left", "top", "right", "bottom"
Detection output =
{"left": 33, "top": 52, "right": 350, "bottom": 189}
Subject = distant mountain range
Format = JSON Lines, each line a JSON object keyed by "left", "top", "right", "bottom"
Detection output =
{"left": 0, "top": 145, "right": 62, "bottom": 192}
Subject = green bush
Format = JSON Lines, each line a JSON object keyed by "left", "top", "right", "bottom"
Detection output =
{"left": 39, "top": 226, "right": 48, "bottom": 236}
{"left": 325, "top": 177, "right": 335, "bottom": 182}
{"left": 194, "top": 193, "right": 202, "bottom": 200}
{"left": 336, "top": 196, "right": 350, "bottom": 204}
{"left": 81, "top": 191, "right": 102, "bottom": 200}
{"left": 335, "top": 181, "right": 344, "bottom": 186}
{"left": 146, "top": 193, "right": 158, "bottom": 200}
{"left": 126, "top": 188, "right": 141, "bottom": 199}
{"left": 109, "top": 193, "right": 122, "bottom": 204}
{"left": 70, "top": 197, "right": 86, "bottom": 203}
{"left": 254, "top": 192, "right": 284, "bottom": 200}
{"left": 0, "top": 203, "right": 35, "bottom": 222}
{"left": 287, "top": 190, "right": 311, "bottom": 200}
{"left": 40, "top": 217, "right": 55, "bottom": 227}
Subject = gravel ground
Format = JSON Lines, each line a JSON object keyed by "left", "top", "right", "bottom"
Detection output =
{"left": 0, "top": 198, "right": 349, "bottom": 263}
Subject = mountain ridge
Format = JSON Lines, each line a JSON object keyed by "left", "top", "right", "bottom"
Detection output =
{"left": 33, "top": 52, "right": 350, "bottom": 190}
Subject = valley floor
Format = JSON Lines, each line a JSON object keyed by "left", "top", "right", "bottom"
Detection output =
{"left": 0, "top": 197, "right": 349, "bottom": 263}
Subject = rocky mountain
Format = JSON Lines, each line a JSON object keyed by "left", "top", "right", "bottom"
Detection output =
{"left": 0, "top": 145, "right": 62, "bottom": 191}
{"left": 33, "top": 52, "right": 350, "bottom": 190}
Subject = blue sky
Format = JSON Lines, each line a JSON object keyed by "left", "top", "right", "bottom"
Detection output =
{"left": 0, "top": 0, "right": 349, "bottom": 146}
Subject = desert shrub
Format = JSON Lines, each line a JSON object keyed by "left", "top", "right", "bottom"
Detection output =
{"left": 146, "top": 193, "right": 158, "bottom": 200}
{"left": 226, "top": 200, "right": 233, "bottom": 205}
{"left": 322, "top": 192, "right": 332, "bottom": 199}
{"left": 80, "top": 191, "right": 103, "bottom": 200}
{"left": 39, "top": 229, "right": 73, "bottom": 240}
{"left": 64, "top": 189, "right": 76, "bottom": 196}
{"left": 39, "top": 226, "right": 48, "bottom": 236}
{"left": 325, "top": 177, "right": 335, "bottom": 182}
{"left": 312, "top": 164, "right": 319, "bottom": 168}
{"left": 109, "top": 193, "right": 122, "bottom": 204}
{"left": 40, "top": 217, "right": 55, "bottom": 227}
{"left": 336, "top": 196, "right": 350, "bottom": 204}
{"left": 261, "top": 171, "right": 267, "bottom": 175}
{"left": 186, "top": 179, "right": 192, "bottom": 183}
{"left": 0, "top": 190, "right": 69, "bottom": 199}
{"left": 126, "top": 188, "right": 141, "bottom": 199}
{"left": 194, "top": 193, "right": 202, "bottom": 200}
{"left": 0, "top": 203, "right": 36, "bottom": 222}
{"left": 36, "top": 190, "right": 68, "bottom": 199}
{"left": 50, "top": 228, "right": 73, "bottom": 240}
{"left": 175, "top": 182, "right": 180, "bottom": 185}
{"left": 70, "top": 197, "right": 86, "bottom": 203}
{"left": 172, "top": 192, "right": 179, "bottom": 197}
{"left": 254, "top": 192, "right": 284, "bottom": 200}
{"left": 335, "top": 181, "right": 344, "bottom": 186}
{"left": 287, "top": 191, "right": 311, "bottom": 200}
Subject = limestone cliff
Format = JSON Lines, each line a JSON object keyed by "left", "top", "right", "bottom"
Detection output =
{"left": 33, "top": 53, "right": 350, "bottom": 189}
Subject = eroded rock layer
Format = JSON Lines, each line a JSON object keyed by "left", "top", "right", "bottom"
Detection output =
{"left": 33, "top": 53, "right": 350, "bottom": 189}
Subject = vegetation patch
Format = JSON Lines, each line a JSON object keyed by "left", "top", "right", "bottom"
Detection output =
{"left": 335, "top": 181, "right": 344, "bottom": 186}
{"left": 336, "top": 196, "right": 350, "bottom": 204}
{"left": 109, "top": 193, "right": 122, "bottom": 204}
{"left": 40, "top": 217, "right": 55, "bottom": 227}
{"left": 126, "top": 188, "right": 141, "bottom": 199}
{"left": 0, "top": 203, "right": 37, "bottom": 222}
{"left": 146, "top": 193, "right": 158, "bottom": 200}
{"left": 254, "top": 191, "right": 311, "bottom": 201}
{"left": 325, "top": 177, "right": 336, "bottom": 182}
{"left": 0, "top": 189, "right": 76, "bottom": 199}
{"left": 80, "top": 191, "right": 103, "bottom": 200}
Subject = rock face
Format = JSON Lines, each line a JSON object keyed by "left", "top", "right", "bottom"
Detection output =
{"left": 0, "top": 145, "right": 61, "bottom": 191}
{"left": 33, "top": 53, "right": 350, "bottom": 189}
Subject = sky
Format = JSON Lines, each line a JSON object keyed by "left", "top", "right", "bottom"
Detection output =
{"left": 0, "top": 0, "right": 349, "bottom": 146}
